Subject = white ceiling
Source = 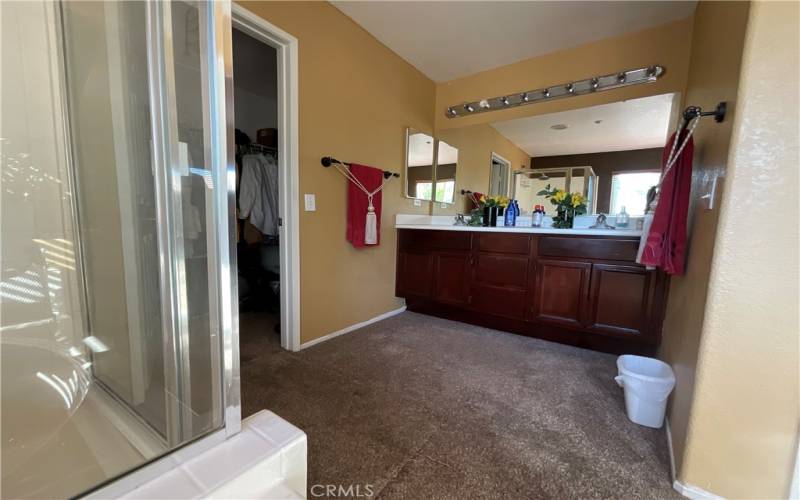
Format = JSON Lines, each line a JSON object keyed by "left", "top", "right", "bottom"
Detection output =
{"left": 491, "top": 93, "right": 676, "bottom": 157}
{"left": 408, "top": 131, "right": 434, "bottom": 166}
{"left": 331, "top": 1, "right": 697, "bottom": 82}
{"left": 408, "top": 131, "right": 459, "bottom": 166}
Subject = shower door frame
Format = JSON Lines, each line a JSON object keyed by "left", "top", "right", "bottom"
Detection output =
{"left": 57, "top": 0, "right": 243, "bottom": 496}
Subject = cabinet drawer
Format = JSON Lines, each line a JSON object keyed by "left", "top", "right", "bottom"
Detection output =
{"left": 399, "top": 229, "right": 472, "bottom": 252}
{"left": 538, "top": 236, "right": 639, "bottom": 262}
{"left": 474, "top": 254, "right": 528, "bottom": 288}
{"left": 471, "top": 284, "right": 527, "bottom": 320}
{"left": 477, "top": 233, "right": 530, "bottom": 255}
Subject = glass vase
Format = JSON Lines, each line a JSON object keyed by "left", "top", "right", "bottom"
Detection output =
{"left": 482, "top": 206, "right": 498, "bottom": 227}
{"left": 554, "top": 208, "right": 575, "bottom": 229}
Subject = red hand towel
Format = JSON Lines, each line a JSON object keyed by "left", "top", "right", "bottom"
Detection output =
{"left": 640, "top": 131, "right": 694, "bottom": 275}
{"left": 468, "top": 192, "right": 485, "bottom": 211}
{"left": 346, "top": 163, "right": 384, "bottom": 248}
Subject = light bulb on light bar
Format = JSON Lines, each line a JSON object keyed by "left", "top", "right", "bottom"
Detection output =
{"left": 443, "top": 64, "right": 665, "bottom": 118}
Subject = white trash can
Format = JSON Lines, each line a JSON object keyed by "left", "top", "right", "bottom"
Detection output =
{"left": 615, "top": 355, "right": 675, "bottom": 428}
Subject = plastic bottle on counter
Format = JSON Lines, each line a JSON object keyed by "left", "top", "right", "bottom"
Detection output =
{"left": 532, "top": 205, "right": 544, "bottom": 227}
{"left": 503, "top": 200, "right": 517, "bottom": 227}
{"left": 617, "top": 206, "right": 630, "bottom": 228}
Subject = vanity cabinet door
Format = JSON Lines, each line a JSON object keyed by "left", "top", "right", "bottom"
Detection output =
{"left": 585, "top": 264, "right": 653, "bottom": 338}
{"left": 396, "top": 251, "right": 434, "bottom": 299}
{"left": 530, "top": 259, "right": 591, "bottom": 328}
{"left": 433, "top": 252, "right": 472, "bottom": 306}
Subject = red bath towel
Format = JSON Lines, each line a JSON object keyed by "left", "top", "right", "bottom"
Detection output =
{"left": 346, "top": 163, "right": 384, "bottom": 248}
{"left": 640, "top": 131, "right": 694, "bottom": 275}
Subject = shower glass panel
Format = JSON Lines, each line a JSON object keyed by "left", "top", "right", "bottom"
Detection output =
{"left": 0, "top": 1, "right": 230, "bottom": 498}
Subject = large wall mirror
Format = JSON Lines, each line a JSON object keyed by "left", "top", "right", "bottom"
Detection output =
{"left": 435, "top": 140, "right": 458, "bottom": 204}
{"left": 428, "top": 92, "right": 678, "bottom": 216}
{"left": 404, "top": 128, "right": 459, "bottom": 205}
{"left": 405, "top": 129, "right": 435, "bottom": 201}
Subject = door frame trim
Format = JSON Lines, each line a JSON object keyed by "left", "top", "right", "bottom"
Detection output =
{"left": 231, "top": 4, "right": 301, "bottom": 352}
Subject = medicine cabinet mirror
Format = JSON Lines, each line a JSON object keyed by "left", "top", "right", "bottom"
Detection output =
{"left": 404, "top": 128, "right": 459, "bottom": 205}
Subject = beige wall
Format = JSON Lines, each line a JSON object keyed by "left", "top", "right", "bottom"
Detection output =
{"left": 434, "top": 17, "right": 694, "bottom": 131}
{"left": 435, "top": 123, "right": 530, "bottom": 215}
{"left": 240, "top": 2, "right": 435, "bottom": 344}
{"left": 656, "top": 0, "right": 750, "bottom": 481}
{"left": 676, "top": 2, "right": 798, "bottom": 497}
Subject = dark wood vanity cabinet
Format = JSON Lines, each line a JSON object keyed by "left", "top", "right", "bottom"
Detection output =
{"left": 530, "top": 258, "right": 591, "bottom": 328}
{"left": 396, "top": 229, "right": 669, "bottom": 355}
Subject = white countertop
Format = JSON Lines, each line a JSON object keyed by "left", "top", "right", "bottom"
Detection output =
{"left": 396, "top": 224, "right": 641, "bottom": 237}
{"left": 395, "top": 214, "right": 643, "bottom": 237}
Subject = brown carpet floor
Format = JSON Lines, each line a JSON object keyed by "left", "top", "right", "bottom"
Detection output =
{"left": 240, "top": 311, "right": 678, "bottom": 499}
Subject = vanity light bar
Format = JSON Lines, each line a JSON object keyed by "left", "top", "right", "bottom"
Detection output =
{"left": 445, "top": 65, "right": 665, "bottom": 118}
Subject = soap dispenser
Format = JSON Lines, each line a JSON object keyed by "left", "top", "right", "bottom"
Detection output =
{"left": 617, "top": 206, "right": 630, "bottom": 228}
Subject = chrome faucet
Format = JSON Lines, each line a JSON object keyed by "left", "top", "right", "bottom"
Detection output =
{"left": 589, "top": 213, "right": 616, "bottom": 229}
{"left": 453, "top": 214, "right": 467, "bottom": 226}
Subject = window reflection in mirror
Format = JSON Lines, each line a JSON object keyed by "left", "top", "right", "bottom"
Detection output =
{"left": 404, "top": 128, "right": 435, "bottom": 201}
{"left": 434, "top": 140, "right": 458, "bottom": 204}
{"left": 610, "top": 171, "right": 661, "bottom": 215}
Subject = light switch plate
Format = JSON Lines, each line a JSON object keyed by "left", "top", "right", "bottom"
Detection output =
{"left": 304, "top": 194, "right": 316, "bottom": 212}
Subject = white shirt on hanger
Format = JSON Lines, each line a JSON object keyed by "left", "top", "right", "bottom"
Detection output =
{"left": 239, "top": 154, "right": 279, "bottom": 236}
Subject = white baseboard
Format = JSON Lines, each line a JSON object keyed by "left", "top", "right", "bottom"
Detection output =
{"left": 673, "top": 480, "right": 725, "bottom": 500}
{"left": 666, "top": 417, "right": 677, "bottom": 483}
{"left": 667, "top": 419, "right": 725, "bottom": 500}
{"left": 299, "top": 305, "right": 407, "bottom": 350}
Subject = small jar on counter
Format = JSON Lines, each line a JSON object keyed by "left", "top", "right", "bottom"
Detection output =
{"left": 532, "top": 205, "right": 544, "bottom": 227}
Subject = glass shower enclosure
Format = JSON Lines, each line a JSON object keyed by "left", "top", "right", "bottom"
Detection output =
{"left": 0, "top": 1, "right": 238, "bottom": 497}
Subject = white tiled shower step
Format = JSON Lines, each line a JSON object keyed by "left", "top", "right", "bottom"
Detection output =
{"left": 121, "top": 411, "right": 307, "bottom": 499}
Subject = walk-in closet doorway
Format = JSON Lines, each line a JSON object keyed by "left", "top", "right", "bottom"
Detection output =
{"left": 230, "top": 5, "right": 299, "bottom": 354}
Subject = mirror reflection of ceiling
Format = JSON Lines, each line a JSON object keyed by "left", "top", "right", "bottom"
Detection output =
{"left": 437, "top": 141, "right": 458, "bottom": 164}
{"left": 408, "top": 133, "right": 458, "bottom": 166}
{"left": 491, "top": 93, "right": 676, "bottom": 157}
{"left": 331, "top": 2, "right": 697, "bottom": 82}
{"left": 407, "top": 133, "right": 434, "bottom": 167}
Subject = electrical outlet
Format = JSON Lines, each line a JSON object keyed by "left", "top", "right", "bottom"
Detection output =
{"left": 304, "top": 193, "right": 316, "bottom": 211}
{"left": 413, "top": 199, "right": 421, "bottom": 207}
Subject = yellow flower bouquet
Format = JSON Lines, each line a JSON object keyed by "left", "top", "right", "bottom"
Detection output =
{"left": 536, "top": 184, "right": 588, "bottom": 229}
{"left": 479, "top": 195, "right": 509, "bottom": 208}
{"left": 478, "top": 195, "right": 510, "bottom": 227}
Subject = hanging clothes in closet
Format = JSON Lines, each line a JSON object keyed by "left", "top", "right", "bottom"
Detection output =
{"left": 239, "top": 149, "right": 279, "bottom": 237}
